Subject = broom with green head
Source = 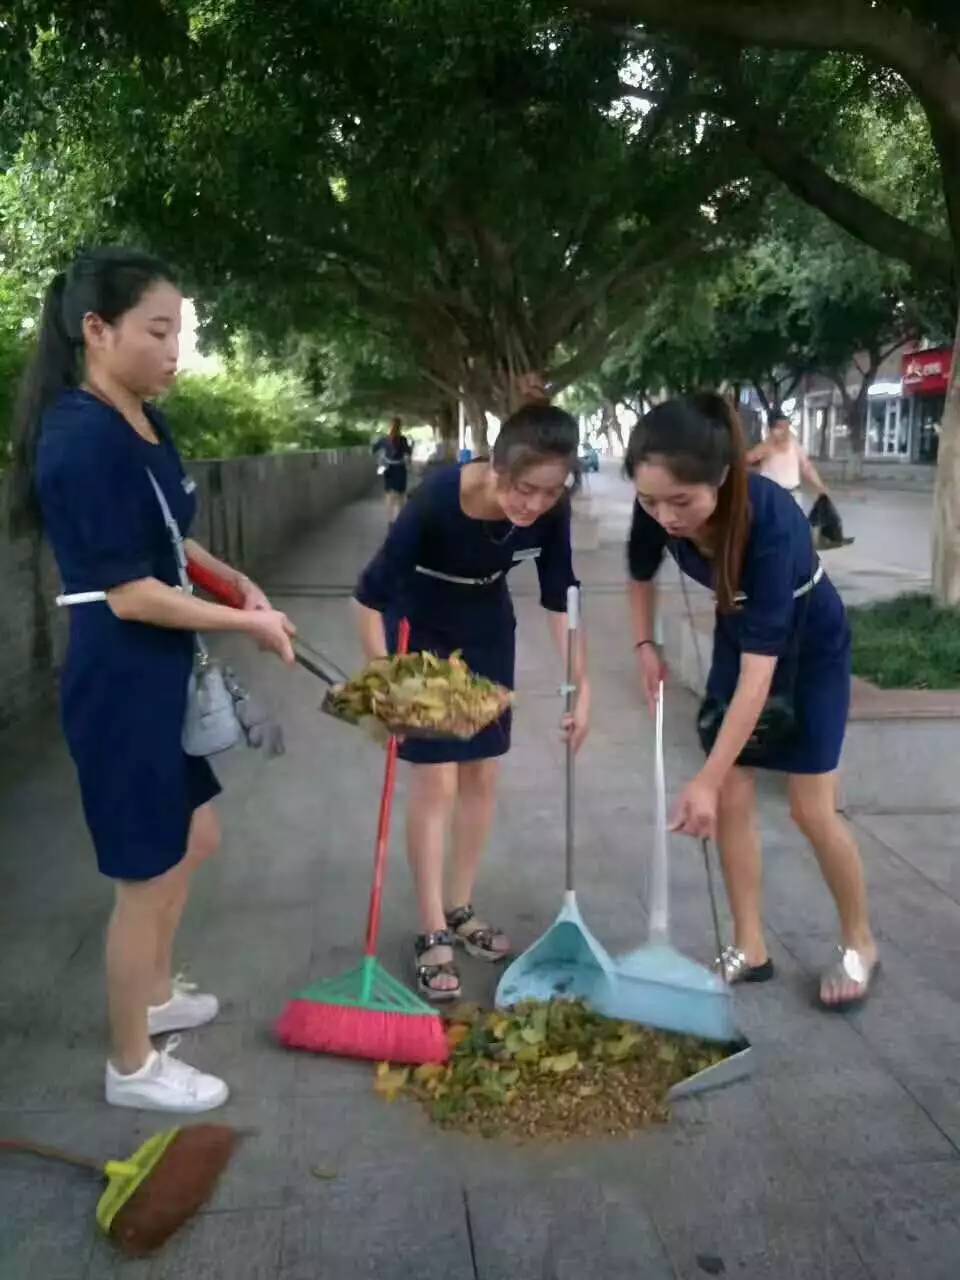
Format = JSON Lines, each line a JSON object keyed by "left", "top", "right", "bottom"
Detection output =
{"left": 276, "top": 618, "right": 449, "bottom": 1065}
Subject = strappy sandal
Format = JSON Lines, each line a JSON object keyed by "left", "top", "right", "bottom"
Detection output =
{"left": 818, "top": 946, "right": 880, "bottom": 1012}
{"left": 413, "top": 930, "right": 462, "bottom": 1002}
{"left": 714, "top": 945, "right": 775, "bottom": 985}
{"left": 445, "top": 904, "right": 511, "bottom": 963}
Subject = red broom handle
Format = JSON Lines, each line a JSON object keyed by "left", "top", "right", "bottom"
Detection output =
{"left": 187, "top": 559, "right": 246, "bottom": 609}
{"left": 364, "top": 619, "right": 410, "bottom": 957}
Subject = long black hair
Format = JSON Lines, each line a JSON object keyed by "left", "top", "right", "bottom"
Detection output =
{"left": 7, "top": 246, "right": 177, "bottom": 536}
{"left": 491, "top": 401, "right": 579, "bottom": 482}
{"left": 625, "top": 392, "right": 750, "bottom": 612}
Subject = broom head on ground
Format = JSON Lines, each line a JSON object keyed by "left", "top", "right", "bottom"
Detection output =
{"left": 1, "top": 1124, "right": 239, "bottom": 1257}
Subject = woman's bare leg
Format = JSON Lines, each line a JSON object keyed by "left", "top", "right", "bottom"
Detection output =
{"left": 108, "top": 869, "right": 181, "bottom": 1073}
{"left": 788, "top": 772, "right": 877, "bottom": 1003}
{"left": 716, "top": 766, "right": 769, "bottom": 966}
{"left": 448, "top": 759, "right": 500, "bottom": 908}
{"left": 407, "top": 763, "right": 459, "bottom": 991}
{"left": 150, "top": 803, "right": 220, "bottom": 1006}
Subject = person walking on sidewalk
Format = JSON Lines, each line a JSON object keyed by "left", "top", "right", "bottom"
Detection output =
{"left": 747, "top": 409, "right": 827, "bottom": 504}
{"left": 8, "top": 247, "right": 296, "bottom": 1111}
{"left": 352, "top": 386, "right": 591, "bottom": 1000}
{"left": 626, "top": 392, "right": 878, "bottom": 1009}
{"left": 372, "top": 416, "right": 414, "bottom": 524}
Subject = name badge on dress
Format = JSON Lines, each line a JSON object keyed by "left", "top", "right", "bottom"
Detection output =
{"left": 182, "top": 476, "right": 197, "bottom": 495}
{"left": 512, "top": 547, "right": 541, "bottom": 564}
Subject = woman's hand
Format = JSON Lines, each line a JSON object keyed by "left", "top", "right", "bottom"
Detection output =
{"left": 669, "top": 773, "right": 720, "bottom": 841}
{"left": 561, "top": 679, "right": 591, "bottom": 753}
{"left": 238, "top": 575, "right": 271, "bottom": 612}
{"left": 636, "top": 643, "right": 668, "bottom": 716}
{"left": 244, "top": 609, "right": 297, "bottom": 666}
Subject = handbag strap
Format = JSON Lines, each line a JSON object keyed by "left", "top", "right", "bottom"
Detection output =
{"left": 146, "top": 468, "right": 209, "bottom": 663}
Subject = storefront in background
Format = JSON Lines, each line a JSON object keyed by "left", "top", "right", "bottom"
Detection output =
{"left": 901, "top": 346, "right": 952, "bottom": 464}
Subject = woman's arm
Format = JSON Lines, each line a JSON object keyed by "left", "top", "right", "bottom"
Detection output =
{"left": 670, "top": 654, "right": 776, "bottom": 839}
{"left": 107, "top": 577, "right": 296, "bottom": 662}
{"left": 184, "top": 538, "right": 269, "bottom": 610}
{"left": 746, "top": 442, "right": 770, "bottom": 468}
{"left": 545, "top": 607, "right": 590, "bottom": 752}
{"left": 352, "top": 599, "right": 389, "bottom": 662}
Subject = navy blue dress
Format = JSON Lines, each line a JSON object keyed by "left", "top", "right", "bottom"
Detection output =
{"left": 373, "top": 435, "right": 412, "bottom": 494}
{"left": 628, "top": 473, "right": 851, "bottom": 775}
{"left": 36, "top": 390, "right": 221, "bottom": 880}
{"left": 355, "top": 464, "right": 577, "bottom": 764}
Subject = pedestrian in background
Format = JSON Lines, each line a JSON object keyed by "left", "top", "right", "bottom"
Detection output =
{"left": 372, "top": 416, "right": 413, "bottom": 524}
{"left": 748, "top": 409, "right": 828, "bottom": 504}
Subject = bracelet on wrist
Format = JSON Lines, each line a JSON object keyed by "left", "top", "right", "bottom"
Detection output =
{"left": 634, "top": 639, "right": 657, "bottom": 651}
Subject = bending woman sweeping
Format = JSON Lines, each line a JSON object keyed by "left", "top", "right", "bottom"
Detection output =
{"left": 353, "top": 390, "right": 590, "bottom": 1000}
{"left": 626, "top": 393, "right": 878, "bottom": 1009}
{"left": 8, "top": 247, "right": 296, "bottom": 1110}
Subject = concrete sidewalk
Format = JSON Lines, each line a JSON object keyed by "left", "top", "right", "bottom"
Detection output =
{"left": 2, "top": 468, "right": 959, "bottom": 1279}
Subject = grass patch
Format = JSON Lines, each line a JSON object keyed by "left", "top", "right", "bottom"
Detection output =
{"left": 849, "top": 593, "right": 960, "bottom": 690}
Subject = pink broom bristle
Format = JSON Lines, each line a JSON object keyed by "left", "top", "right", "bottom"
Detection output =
{"left": 276, "top": 1001, "right": 450, "bottom": 1065}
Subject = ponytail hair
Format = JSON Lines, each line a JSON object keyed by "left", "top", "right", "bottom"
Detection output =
{"left": 625, "top": 392, "right": 750, "bottom": 612}
{"left": 7, "top": 246, "right": 177, "bottom": 536}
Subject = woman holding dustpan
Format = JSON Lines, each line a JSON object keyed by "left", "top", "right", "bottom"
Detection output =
{"left": 625, "top": 393, "right": 878, "bottom": 1011}
{"left": 352, "top": 374, "right": 591, "bottom": 1001}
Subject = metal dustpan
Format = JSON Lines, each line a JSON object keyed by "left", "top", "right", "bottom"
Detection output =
{"left": 496, "top": 587, "right": 616, "bottom": 1010}
{"left": 595, "top": 684, "right": 739, "bottom": 1046}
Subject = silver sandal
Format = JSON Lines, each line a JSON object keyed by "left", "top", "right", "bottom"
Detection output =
{"left": 818, "top": 946, "right": 879, "bottom": 1011}
{"left": 714, "top": 945, "right": 775, "bottom": 985}
{"left": 445, "top": 904, "right": 511, "bottom": 963}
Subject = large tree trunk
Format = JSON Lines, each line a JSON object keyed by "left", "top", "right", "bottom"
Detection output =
{"left": 600, "top": 398, "right": 625, "bottom": 453}
{"left": 932, "top": 312, "right": 960, "bottom": 605}
{"left": 434, "top": 400, "right": 458, "bottom": 460}
{"left": 464, "top": 399, "right": 489, "bottom": 453}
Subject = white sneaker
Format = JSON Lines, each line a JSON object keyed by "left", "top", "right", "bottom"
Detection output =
{"left": 148, "top": 974, "right": 219, "bottom": 1036}
{"left": 105, "top": 1036, "right": 229, "bottom": 1113}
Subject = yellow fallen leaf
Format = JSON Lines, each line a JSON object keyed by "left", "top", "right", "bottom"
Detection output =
{"left": 413, "top": 1063, "right": 446, "bottom": 1085}
{"left": 374, "top": 1066, "right": 410, "bottom": 1102}
{"left": 446, "top": 1024, "right": 470, "bottom": 1049}
{"left": 539, "top": 1050, "right": 580, "bottom": 1075}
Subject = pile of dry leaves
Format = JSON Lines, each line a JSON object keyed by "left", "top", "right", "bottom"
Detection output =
{"left": 374, "top": 1000, "right": 728, "bottom": 1140}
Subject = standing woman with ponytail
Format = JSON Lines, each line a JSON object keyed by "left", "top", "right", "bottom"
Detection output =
{"left": 9, "top": 248, "right": 296, "bottom": 1111}
{"left": 625, "top": 394, "right": 878, "bottom": 1009}
{"left": 353, "top": 380, "right": 590, "bottom": 1000}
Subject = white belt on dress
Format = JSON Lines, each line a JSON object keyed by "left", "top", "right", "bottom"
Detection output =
{"left": 414, "top": 565, "right": 504, "bottom": 587}
{"left": 731, "top": 562, "right": 823, "bottom": 605}
{"left": 56, "top": 591, "right": 108, "bottom": 606}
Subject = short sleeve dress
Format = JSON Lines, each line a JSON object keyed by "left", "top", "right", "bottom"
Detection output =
{"left": 373, "top": 434, "right": 413, "bottom": 495}
{"left": 355, "top": 464, "right": 577, "bottom": 764}
{"left": 628, "top": 473, "right": 851, "bottom": 775}
{"left": 36, "top": 389, "right": 221, "bottom": 880}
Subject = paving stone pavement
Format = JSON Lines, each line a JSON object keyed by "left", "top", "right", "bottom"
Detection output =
{"left": 1, "top": 466, "right": 958, "bottom": 1279}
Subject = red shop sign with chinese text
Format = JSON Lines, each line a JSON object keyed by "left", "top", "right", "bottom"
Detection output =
{"left": 902, "top": 347, "right": 953, "bottom": 396}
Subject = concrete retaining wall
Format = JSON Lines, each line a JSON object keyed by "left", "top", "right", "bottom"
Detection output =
{"left": 818, "top": 459, "right": 936, "bottom": 491}
{"left": 0, "top": 448, "right": 375, "bottom": 733}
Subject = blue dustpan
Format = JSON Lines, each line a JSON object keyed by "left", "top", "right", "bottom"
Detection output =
{"left": 595, "top": 684, "right": 738, "bottom": 1044}
{"left": 497, "top": 587, "right": 616, "bottom": 1011}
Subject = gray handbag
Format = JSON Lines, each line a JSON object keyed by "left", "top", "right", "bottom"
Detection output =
{"left": 146, "top": 470, "right": 242, "bottom": 758}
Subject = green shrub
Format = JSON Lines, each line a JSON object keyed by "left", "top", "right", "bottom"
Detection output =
{"left": 849, "top": 593, "right": 960, "bottom": 690}
{"left": 160, "top": 367, "right": 371, "bottom": 459}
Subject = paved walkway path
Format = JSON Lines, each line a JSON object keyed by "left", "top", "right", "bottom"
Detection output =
{"left": 2, "top": 467, "right": 958, "bottom": 1279}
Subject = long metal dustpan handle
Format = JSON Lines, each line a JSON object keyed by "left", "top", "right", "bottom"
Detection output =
{"left": 564, "top": 585, "right": 579, "bottom": 896}
{"left": 648, "top": 680, "right": 670, "bottom": 945}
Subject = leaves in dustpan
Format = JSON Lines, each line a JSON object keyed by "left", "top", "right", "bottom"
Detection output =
{"left": 325, "top": 652, "right": 512, "bottom": 739}
{"left": 372, "top": 1000, "right": 728, "bottom": 1140}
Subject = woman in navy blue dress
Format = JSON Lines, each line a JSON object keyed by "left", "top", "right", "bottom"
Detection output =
{"left": 626, "top": 394, "right": 878, "bottom": 1009}
{"left": 372, "top": 417, "right": 414, "bottom": 524}
{"left": 354, "top": 392, "right": 590, "bottom": 999}
{"left": 9, "top": 248, "right": 296, "bottom": 1111}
